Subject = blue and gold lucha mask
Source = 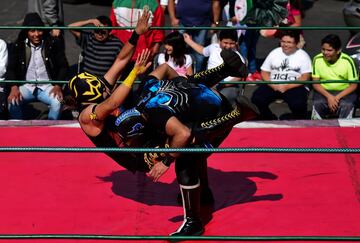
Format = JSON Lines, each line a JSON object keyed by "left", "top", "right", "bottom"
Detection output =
{"left": 115, "top": 107, "right": 147, "bottom": 141}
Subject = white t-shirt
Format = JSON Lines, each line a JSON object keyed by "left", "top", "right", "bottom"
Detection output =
{"left": 157, "top": 53, "right": 193, "bottom": 77}
{"left": 0, "top": 39, "right": 7, "bottom": 92}
{"left": 203, "top": 43, "right": 244, "bottom": 82}
{"left": 203, "top": 43, "right": 223, "bottom": 69}
{"left": 261, "top": 47, "right": 312, "bottom": 81}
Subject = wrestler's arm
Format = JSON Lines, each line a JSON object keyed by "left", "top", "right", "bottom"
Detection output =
{"left": 79, "top": 50, "right": 151, "bottom": 136}
{"left": 145, "top": 104, "right": 192, "bottom": 181}
{"left": 97, "top": 50, "right": 152, "bottom": 119}
{"left": 149, "top": 106, "right": 241, "bottom": 182}
{"left": 148, "top": 63, "right": 180, "bottom": 80}
{"left": 148, "top": 116, "right": 192, "bottom": 182}
{"left": 164, "top": 117, "right": 192, "bottom": 158}
{"left": 104, "top": 9, "right": 150, "bottom": 86}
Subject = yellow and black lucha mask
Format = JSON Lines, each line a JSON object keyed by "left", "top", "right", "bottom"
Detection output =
{"left": 68, "top": 72, "right": 111, "bottom": 106}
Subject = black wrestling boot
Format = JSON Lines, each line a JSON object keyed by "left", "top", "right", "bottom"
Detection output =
{"left": 177, "top": 157, "right": 214, "bottom": 206}
{"left": 220, "top": 49, "right": 248, "bottom": 77}
{"left": 200, "top": 187, "right": 215, "bottom": 205}
{"left": 177, "top": 186, "right": 214, "bottom": 206}
{"left": 171, "top": 183, "right": 204, "bottom": 236}
{"left": 189, "top": 49, "right": 247, "bottom": 87}
{"left": 197, "top": 157, "right": 214, "bottom": 205}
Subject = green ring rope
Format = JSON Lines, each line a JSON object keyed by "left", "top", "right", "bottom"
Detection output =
{"left": 0, "top": 146, "right": 359, "bottom": 153}
{"left": 0, "top": 234, "right": 359, "bottom": 241}
{"left": 3, "top": 80, "right": 360, "bottom": 85}
{"left": 1, "top": 25, "right": 360, "bottom": 31}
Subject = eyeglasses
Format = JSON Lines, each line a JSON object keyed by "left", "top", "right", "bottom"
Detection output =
{"left": 94, "top": 29, "right": 108, "bottom": 35}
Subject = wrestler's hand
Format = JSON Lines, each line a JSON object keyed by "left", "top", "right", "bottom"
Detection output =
{"left": 135, "top": 49, "right": 152, "bottom": 75}
{"left": 148, "top": 162, "right": 169, "bottom": 182}
{"left": 135, "top": 8, "right": 150, "bottom": 35}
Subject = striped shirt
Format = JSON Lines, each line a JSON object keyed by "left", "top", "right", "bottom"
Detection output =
{"left": 77, "top": 32, "right": 123, "bottom": 77}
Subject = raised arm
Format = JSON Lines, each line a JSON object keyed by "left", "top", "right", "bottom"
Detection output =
{"left": 183, "top": 33, "right": 204, "bottom": 54}
{"left": 96, "top": 50, "right": 151, "bottom": 119}
{"left": 104, "top": 9, "right": 150, "bottom": 86}
{"left": 68, "top": 18, "right": 103, "bottom": 39}
{"left": 79, "top": 49, "right": 152, "bottom": 136}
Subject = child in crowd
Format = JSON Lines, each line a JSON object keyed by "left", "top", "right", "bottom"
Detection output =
{"left": 184, "top": 29, "right": 246, "bottom": 107}
{"left": 157, "top": 31, "right": 193, "bottom": 76}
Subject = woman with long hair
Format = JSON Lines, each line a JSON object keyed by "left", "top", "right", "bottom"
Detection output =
{"left": 157, "top": 31, "right": 194, "bottom": 76}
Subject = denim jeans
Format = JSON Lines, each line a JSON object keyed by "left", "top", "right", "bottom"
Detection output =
{"left": 186, "top": 29, "right": 208, "bottom": 72}
{"left": 0, "top": 91, "right": 7, "bottom": 119}
{"left": 8, "top": 85, "right": 62, "bottom": 120}
{"left": 240, "top": 29, "right": 260, "bottom": 74}
{"left": 311, "top": 90, "right": 357, "bottom": 119}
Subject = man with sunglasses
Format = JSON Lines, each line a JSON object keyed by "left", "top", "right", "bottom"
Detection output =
{"left": 69, "top": 15, "right": 124, "bottom": 77}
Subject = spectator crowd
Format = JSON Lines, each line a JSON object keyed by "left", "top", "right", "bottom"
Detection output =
{"left": 0, "top": 0, "right": 358, "bottom": 121}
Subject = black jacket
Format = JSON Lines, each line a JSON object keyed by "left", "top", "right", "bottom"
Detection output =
{"left": 6, "top": 33, "right": 69, "bottom": 87}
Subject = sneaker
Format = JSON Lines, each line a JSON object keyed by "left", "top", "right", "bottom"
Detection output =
{"left": 246, "top": 73, "right": 255, "bottom": 81}
{"left": 170, "top": 217, "right": 204, "bottom": 236}
{"left": 246, "top": 71, "right": 262, "bottom": 81}
{"left": 251, "top": 71, "right": 262, "bottom": 81}
{"left": 245, "top": 72, "right": 262, "bottom": 85}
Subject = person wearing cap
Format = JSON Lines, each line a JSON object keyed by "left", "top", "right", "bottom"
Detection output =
{"left": 6, "top": 12, "right": 69, "bottom": 120}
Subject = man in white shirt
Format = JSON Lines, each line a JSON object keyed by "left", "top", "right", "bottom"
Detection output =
{"left": 251, "top": 30, "right": 312, "bottom": 120}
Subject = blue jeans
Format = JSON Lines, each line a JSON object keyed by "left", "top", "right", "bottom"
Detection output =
{"left": 185, "top": 29, "right": 208, "bottom": 72}
{"left": 8, "top": 85, "right": 62, "bottom": 120}
{"left": 312, "top": 90, "right": 357, "bottom": 119}
{"left": 240, "top": 29, "right": 260, "bottom": 74}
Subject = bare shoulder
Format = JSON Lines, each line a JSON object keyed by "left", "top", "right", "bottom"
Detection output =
{"left": 78, "top": 105, "right": 104, "bottom": 137}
